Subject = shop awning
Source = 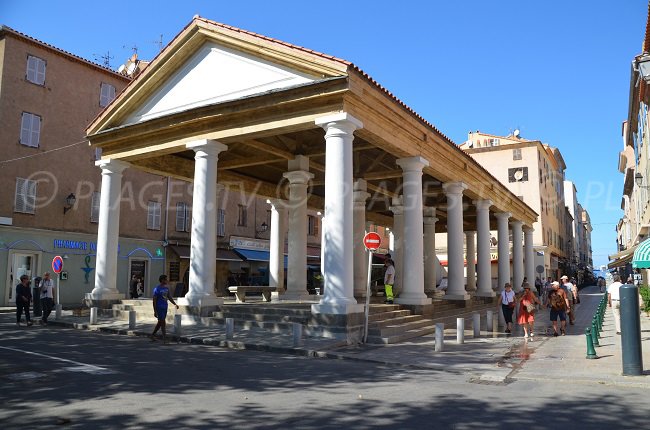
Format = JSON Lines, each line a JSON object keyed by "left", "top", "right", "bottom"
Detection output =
{"left": 233, "top": 248, "right": 289, "bottom": 265}
{"left": 633, "top": 239, "right": 650, "bottom": 269}
{"left": 608, "top": 245, "right": 636, "bottom": 269}
{"left": 169, "top": 245, "right": 243, "bottom": 262}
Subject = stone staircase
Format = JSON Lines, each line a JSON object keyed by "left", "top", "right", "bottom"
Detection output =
{"left": 99, "top": 297, "right": 499, "bottom": 344}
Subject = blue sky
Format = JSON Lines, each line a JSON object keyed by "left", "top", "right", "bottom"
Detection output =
{"left": 2, "top": 0, "right": 647, "bottom": 267}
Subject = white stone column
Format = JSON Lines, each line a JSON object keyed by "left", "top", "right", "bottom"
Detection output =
{"left": 474, "top": 199, "right": 495, "bottom": 297}
{"left": 423, "top": 207, "right": 438, "bottom": 297}
{"left": 267, "top": 199, "right": 287, "bottom": 299}
{"left": 396, "top": 156, "right": 430, "bottom": 305}
{"left": 183, "top": 139, "right": 227, "bottom": 307}
{"left": 353, "top": 179, "right": 370, "bottom": 297}
{"left": 511, "top": 220, "right": 524, "bottom": 293}
{"left": 465, "top": 231, "right": 477, "bottom": 293}
{"left": 312, "top": 113, "right": 364, "bottom": 315}
{"left": 389, "top": 197, "right": 404, "bottom": 291}
{"left": 524, "top": 226, "right": 535, "bottom": 287}
{"left": 443, "top": 182, "right": 470, "bottom": 300}
{"left": 282, "top": 155, "right": 313, "bottom": 301}
{"left": 495, "top": 212, "right": 511, "bottom": 291}
{"left": 89, "top": 159, "right": 129, "bottom": 301}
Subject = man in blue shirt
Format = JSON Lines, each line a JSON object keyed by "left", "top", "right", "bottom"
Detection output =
{"left": 150, "top": 275, "right": 179, "bottom": 344}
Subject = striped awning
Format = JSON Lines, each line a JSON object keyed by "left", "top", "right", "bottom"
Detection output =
{"left": 633, "top": 239, "right": 650, "bottom": 269}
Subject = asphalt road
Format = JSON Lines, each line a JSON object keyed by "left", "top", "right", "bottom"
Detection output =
{"left": 0, "top": 314, "right": 647, "bottom": 430}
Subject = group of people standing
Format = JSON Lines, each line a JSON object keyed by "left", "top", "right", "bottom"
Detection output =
{"left": 498, "top": 275, "right": 579, "bottom": 339}
{"left": 15, "top": 272, "right": 56, "bottom": 327}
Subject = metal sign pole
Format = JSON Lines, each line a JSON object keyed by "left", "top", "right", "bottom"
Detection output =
{"left": 56, "top": 274, "right": 60, "bottom": 304}
{"left": 363, "top": 250, "right": 373, "bottom": 344}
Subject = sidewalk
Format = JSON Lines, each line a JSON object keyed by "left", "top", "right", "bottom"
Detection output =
{"left": 6, "top": 285, "right": 650, "bottom": 387}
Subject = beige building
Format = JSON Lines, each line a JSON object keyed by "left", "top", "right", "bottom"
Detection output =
{"left": 459, "top": 131, "right": 570, "bottom": 280}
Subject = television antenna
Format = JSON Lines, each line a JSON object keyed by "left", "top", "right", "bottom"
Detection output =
{"left": 152, "top": 34, "right": 163, "bottom": 52}
{"left": 123, "top": 44, "right": 139, "bottom": 56}
{"left": 93, "top": 51, "right": 113, "bottom": 68}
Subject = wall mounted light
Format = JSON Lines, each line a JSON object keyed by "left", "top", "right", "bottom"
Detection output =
{"left": 255, "top": 221, "right": 268, "bottom": 238}
{"left": 63, "top": 193, "right": 76, "bottom": 215}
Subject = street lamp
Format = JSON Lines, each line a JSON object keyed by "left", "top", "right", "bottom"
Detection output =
{"left": 634, "top": 172, "right": 650, "bottom": 188}
{"left": 255, "top": 221, "right": 268, "bottom": 238}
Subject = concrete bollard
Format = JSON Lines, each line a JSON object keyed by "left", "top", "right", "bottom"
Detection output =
{"left": 492, "top": 313, "right": 499, "bottom": 333}
{"left": 292, "top": 323, "right": 303, "bottom": 347}
{"left": 129, "top": 310, "right": 136, "bottom": 330}
{"left": 55, "top": 304, "right": 62, "bottom": 320}
{"left": 90, "top": 307, "right": 98, "bottom": 325}
{"left": 486, "top": 310, "right": 494, "bottom": 332}
{"left": 456, "top": 318, "right": 464, "bottom": 344}
{"left": 174, "top": 314, "right": 182, "bottom": 336}
{"left": 225, "top": 317, "right": 234, "bottom": 340}
{"left": 472, "top": 313, "right": 481, "bottom": 338}
{"left": 435, "top": 323, "right": 444, "bottom": 352}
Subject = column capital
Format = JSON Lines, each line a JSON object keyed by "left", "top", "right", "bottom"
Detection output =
{"left": 95, "top": 158, "right": 130, "bottom": 174}
{"left": 423, "top": 206, "right": 437, "bottom": 218}
{"left": 495, "top": 211, "right": 512, "bottom": 220}
{"left": 442, "top": 181, "right": 468, "bottom": 195}
{"left": 266, "top": 198, "right": 288, "bottom": 209}
{"left": 283, "top": 170, "right": 314, "bottom": 184}
{"left": 465, "top": 230, "right": 476, "bottom": 237}
{"left": 389, "top": 205, "right": 404, "bottom": 216}
{"left": 186, "top": 139, "right": 228, "bottom": 156}
{"left": 396, "top": 156, "right": 430, "bottom": 172}
{"left": 315, "top": 112, "right": 363, "bottom": 133}
{"left": 391, "top": 196, "right": 403, "bottom": 206}
{"left": 523, "top": 225, "right": 535, "bottom": 233}
{"left": 472, "top": 199, "right": 493, "bottom": 210}
{"left": 510, "top": 219, "right": 524, "bottom": 229}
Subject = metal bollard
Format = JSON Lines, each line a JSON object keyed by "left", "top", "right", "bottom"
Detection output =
{"left": 174, "top": 314, "right": 182, "bottom": 336}
{"left": 292, "top": 323, "right": 303, "bottom": 347}
{"left": 90, "top": 307, "right": 98, "bottom": 325}
{"left": 435, "top": 323, "right": 444, "bottom": 352}
{"left": 621, "top": 285, "right": 644, "bottom": 376}
{"left": 129, "top": 310, "right": 136, "bottom": 330}
{"left": 457, "top": 318, "right": 464, "bottom": 344}
{"left": 55, "top": 304, "right": 62, "bottom": 320}
{"left": 486, "top": 310, "right": 493, "bottom": 332}
{"left": 472, "top": 313, "right": 481, "bottom": 338}
{"left": 225, "top": 317, "right": 234, "bottom": 340}
{"left": 585, "top": 328, "right": 598, "bottom": 359}
{"left": 590, "top": 320, "right": 600, "bottom": 347}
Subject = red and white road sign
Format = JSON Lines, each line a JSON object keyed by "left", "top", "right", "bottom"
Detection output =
{"left": 363, "top": 232, "right": 382, "bottom": 251}
{"left": 52, "top": 255, "right": 64, "bottom": 274}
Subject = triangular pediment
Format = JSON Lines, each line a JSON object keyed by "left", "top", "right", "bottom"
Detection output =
{"left": 125, "top": 42, "right": 316, "bottom": 124}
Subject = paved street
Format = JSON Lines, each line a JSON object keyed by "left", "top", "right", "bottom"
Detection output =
{"left": 1, "top": 286, "right": 649, "bottom": 429}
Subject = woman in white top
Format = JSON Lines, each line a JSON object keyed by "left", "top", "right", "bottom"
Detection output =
{"left": 498, "top": 283, "right": 516, "bottom": 334}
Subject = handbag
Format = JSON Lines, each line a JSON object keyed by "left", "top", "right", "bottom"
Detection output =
{"left": 525, "top": 302, "right": 536, "bottom": 313}
{"left": 508, "top": 301, "right": 516, "bottom": 309}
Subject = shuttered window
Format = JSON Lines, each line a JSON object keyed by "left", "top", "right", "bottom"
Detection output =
{"left": 176, "top": 202, "right": 191, "bottom": 232}
{"left": 14, "top": 178, "right": 37, "bottom": 214}
{"left": 26, "top": 55, "right": 46, "bottom": 85}
{"left": 20, "top": 112, "right": 41, "bottom": 147}
{"left": 91, "top": 192, "right": 101, "bottom": 223}
{"left": 217, "top": 209, "right": 225, "bottom": 237}
{"left": 147, "top": 201, "right": 161, "bottom": 230}
{"left": 99, "top": 83, "right": 116, "bottom": 107}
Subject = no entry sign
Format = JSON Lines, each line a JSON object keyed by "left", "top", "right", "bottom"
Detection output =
{"left": 363, "top": 232, "right": 382, "bottom": 251}
{"left": 52, "top": 255, "right": 64, "bottom": 274}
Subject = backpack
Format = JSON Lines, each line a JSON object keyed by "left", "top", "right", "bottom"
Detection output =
{"left": 550, "top": 291, "right": 565, "bottom": 311}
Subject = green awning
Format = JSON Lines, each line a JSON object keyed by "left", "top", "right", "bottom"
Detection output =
{"left": 632, "top": 239, "right": 650, "bottom": 269}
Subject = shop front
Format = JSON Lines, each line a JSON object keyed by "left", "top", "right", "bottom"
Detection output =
{"left": 0, "top": 226, "right": 164, "bottom": 306}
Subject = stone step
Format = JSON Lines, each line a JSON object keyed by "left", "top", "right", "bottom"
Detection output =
{"left": 212, "top": 311, "right": 309, "bottom": 325}
{"left": 368, "top": 304, "right": 401, "bottom": 314}
{"left": 367, "top": 309, "right": 412, "bottom": 322}
{"left": 368, "top": 314, "right": 424, "bottom": 329}
{"left": 368, "top": 318, "right": 434, "bottom": 337}
{"left": 367, "top": 325, "right": 437, "bottom": 344}
{"left": 218, "top": 305, "right": 312, "bottom": 318}
{"left": 208, "top": 317, "right": 297, "bottom": 333}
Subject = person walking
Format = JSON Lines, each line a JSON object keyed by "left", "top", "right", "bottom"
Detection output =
{"left": 39, "top": 272, "right": 55, "bottom": 325}
{"left": 15, "top": 275, "right": 33, "bottom": 327}
{"left": 150, "top": 275, "right": 179, "bottom": 344}
{"left": 560, "top": 275, "right": 576, "bottom": 325}
{"left": 547, "top": 281, "right": 570, "bottom": 336}
{"left": 129, "top": 274, "right": 139, "bottom": 299}
{"left": 607, "top": 274, "right": 623, "bottom": 335}
{"left": 498, "top": 283, "right": 516, "bottom": 334}
{"left": 517, "top": 283, "right": 540, "bottom": 339}
{"left": 383, "top": 259, "right": 395, "bottom": 304}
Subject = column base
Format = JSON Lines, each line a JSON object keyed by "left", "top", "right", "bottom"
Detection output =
{"left": 84, "top": 291, "right": 123, "bottom": 308}
{"left": 474, "top": 290, "right": 496, "bottom": 298}
{"left": 311, "top": 302, "right": 364, "bottom": 315}
{"left": 279, "top": 290, "right": 313, "bottom": 301}
{"left": 396, "top": 296, "right": 432, "bottom": 306}
{"left": 443, "top": 292, "right": 471, "bottom": 301}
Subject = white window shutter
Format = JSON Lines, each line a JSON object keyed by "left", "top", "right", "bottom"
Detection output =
{"left": 176, "top": 203, "right": 185, "bottom": 231}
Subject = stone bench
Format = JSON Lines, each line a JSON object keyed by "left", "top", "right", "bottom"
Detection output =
{"left": 228, "top": 286, "right": 276, "bottom": 303}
